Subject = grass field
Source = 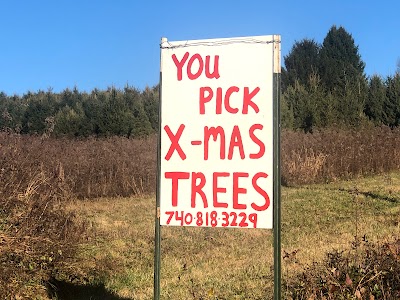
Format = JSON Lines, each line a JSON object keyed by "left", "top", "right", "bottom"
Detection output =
{"left": 48, "top": 172, "right": 400, "bottom": 299}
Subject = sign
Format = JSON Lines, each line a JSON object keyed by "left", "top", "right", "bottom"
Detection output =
{"left": 159, "top": 35, "right": 279, "bottom": 229}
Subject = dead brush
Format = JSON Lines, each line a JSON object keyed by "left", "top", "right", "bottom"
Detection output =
{"left": 0, "top": 132, "right": 157, "bottom": 199}
{"left": 3, "top": 127, "right": 400, "bottom": 192}
{"left": 284, "top": 238, "right": 400, "bottom": 300}
{"left": 0, "top": 173, "right": 86, "bottom": 298}
{"left": 281, "top": 126, "right": 400, "bottom": 185}
{"left": 0, "top": 132, "right": 158, "bottom": 296}
{"left": 285, "top": 148, "right": 327, "bottom": 184}
{"left": 0, "top": 133, "right": 86, "bottom": 298}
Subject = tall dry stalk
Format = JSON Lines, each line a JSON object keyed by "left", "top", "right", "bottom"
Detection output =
{"left": 281, "top": 126, "right": 400, "bottom": 185}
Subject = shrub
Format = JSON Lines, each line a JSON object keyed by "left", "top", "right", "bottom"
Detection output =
{"left": 0, "top": 133, "right": 85, "bottom": 298}
{"left": 284, "top": 238, "right": 400, "bottom": 300}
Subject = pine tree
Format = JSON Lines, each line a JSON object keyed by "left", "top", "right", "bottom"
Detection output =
{"left": 280, "top": 93, "right": 294, "bottom": 129}
{"left": 365, "top": 75, "right": 386, "bottom": 124}
{"left": 318, "top": 25, "right": 367, "bottom": 126}
{"left": 283, "top": 39, "right": 320, "bottom": 91}
{"left": 383, "top": 74, "right": 400, "bottom": 127}
{"left": 142, "top": 85, "right": 159, "bottom": 131}
{"left": 319, "top": 26, "right": 366, "bottom": 94}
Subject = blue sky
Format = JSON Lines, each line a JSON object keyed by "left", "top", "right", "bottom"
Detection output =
{"left": 1, "top": 1, "right": 399, "bottom": 95}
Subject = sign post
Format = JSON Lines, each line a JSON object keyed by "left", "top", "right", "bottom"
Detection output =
{"left": 273, "top": 37, "right": 282, "bottom": 299}
{"left": 155, "top": 35, "right": 281, "bottom": 299}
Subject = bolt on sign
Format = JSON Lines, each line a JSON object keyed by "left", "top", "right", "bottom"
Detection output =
{"left": 158, "top": 35, "right": 280, "bottom": 229}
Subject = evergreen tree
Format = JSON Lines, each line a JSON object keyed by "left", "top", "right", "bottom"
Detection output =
{"left": 142, "top": 85, "right": 159, "bottom": 131}
{"left": 280, "top": 93, "right": 294, "bottom": 129}
{"left": 283, "top": 39, "right": 320, "bottom": 91}
{"left": 307, "top": 73, "right": 337, "bottom": 127}
{"left": 54, "top": 103, "right": 89, "bottom": 136}
{"left": 284, "top": 70, "right": 337, "bottom": 131}
{"left": 318, "top": 25, "right": 367, "bottom": 126}
{"left": 284, "top": 82, "right": 315, "bottom": 132}
{"left": 365, "top": 75, "right": 386, "bottom": 124}
{"left": 100, "top": 87, "right": 134, "bottom": 136}
{"left": 319, "top": 26, "right": 366, "bottom": 94}
{"left": 383, "top": 74, "right": 400, "bottom": 127}
{"left": 336, "top": 80, "right": 366, "bottom": 126}
{"left": 21, "top": 90, "right": 56, "bottom": 134}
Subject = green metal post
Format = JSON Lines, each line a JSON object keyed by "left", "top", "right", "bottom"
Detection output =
{"left": 154, "top": 40, "right": 164, "bottom": 300}
{"left": 273, "top": 36, "right": 282, "bottom": 300}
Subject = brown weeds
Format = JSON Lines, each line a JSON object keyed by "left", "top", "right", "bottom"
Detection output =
{"left": 282, "top": 126, "right": 400, "bottom": 185}
{"left": 0, "top": 133, "right": 157, "bottom": 199}
{"left": 0, "top": 133, "right": 86, "bottom": 298}
{"left": 3, "top": 127, "right": 400, "bottom": 200}
{"left": 285, "top": 238, "right": 400, "bottom": 299}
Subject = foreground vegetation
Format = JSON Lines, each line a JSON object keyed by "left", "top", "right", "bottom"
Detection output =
{"left": 1, "top": 128, "right": 399, "bottom": 299}
{"left": 60, "top": 173, "right": 400, "bottom": 299}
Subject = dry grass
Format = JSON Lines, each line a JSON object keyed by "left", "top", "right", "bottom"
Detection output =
{"left": 66, "top": 197, "right": 274, "bottom": 299}
{"left": 58, "top": 172, "right": 400, "bottom": 299}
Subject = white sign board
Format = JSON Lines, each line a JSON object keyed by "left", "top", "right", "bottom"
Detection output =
{"left": 159, "top": 35, "right": 279, "bottom": 229}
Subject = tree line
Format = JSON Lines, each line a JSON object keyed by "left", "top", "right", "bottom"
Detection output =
{"left": 0, "top": 85, "right": 159, "bottom": 137}
{"left": 281, "top": 25, "right": 400, "bottom": 132}
{"left": 1, "top": 25, "right": 399, "bottom": 137}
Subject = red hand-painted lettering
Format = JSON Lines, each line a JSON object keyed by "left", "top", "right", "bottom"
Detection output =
{"left": 228, "top": 126, "right": 245, "bottom": 160}
{"left": 212, "top": 172, "right": 229, "bottom": 208}
{"left": 243, "top": 87, "right": 260, "bottom": 114}
{"left": 233, "top": 172, "right": 248, "bottom": 209}
{"left": 191, "top": 172, "right": 208, "bottom": 208}
{"left": 251, "top": 172, "right": 270, "bottom": 211}
{"left": 204, "top": 126, "right": 225, "bottom": 160}
{"left": 249, "top": 124, "right": 265, "bottom": 159}
{"left": 198, "top": 86, "right": 260, "bottom": 114}
{"left": 172, "top": 52, "right": 220, "bottom": 81}
{"left": 164, "top": 172, "right": 190, "bottom": 206}
{"left": 164, "top": 124, "right": 186, "bottom": 161}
